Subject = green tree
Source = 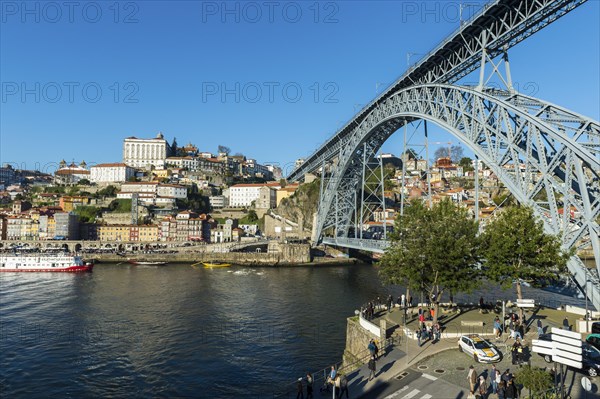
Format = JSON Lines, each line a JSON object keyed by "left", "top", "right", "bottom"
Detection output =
{"left": 73, "top": 206, "right": 101, "bottom": 223}
{"left": 97, "top": 185, "right": 117, "bottom": 198}
{"left": 480, "top": 206, "right": 570, "bottom": 320}
{"left": 403, "top": 148, "right": 419, "bottom": 160}
{"left": 365, "top": 167, "right": 396, "bottom": 192}
{"left": 108, "top": 199, "right": 131, "bottom": 212}
{"left": 247, "top": 209, "right": 258, "bottom": 222}
{"left": 459, "top": 157, "right": 474, "bottom": 172}
{"left": 379, "top": 199, "right": 480, "bottom": 324}
{"left": 514, "top": 366, "right": 553, "bottom": 396}
{"left": 78, "top": 179, "right": 91, "bottom": 186}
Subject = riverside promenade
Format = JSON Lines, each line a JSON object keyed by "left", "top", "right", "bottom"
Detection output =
{"left": 328, "top": 303, "right": 599, "bottom": 399}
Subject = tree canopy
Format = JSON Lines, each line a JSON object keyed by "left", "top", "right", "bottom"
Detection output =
{"left": 458, "top": 157, "right": 474, "bottom": 172}
{"left": 218, "top": 145, "right": 231, "bottom": 155}
{"left": 480, "top": 206, "right": 569, "bottom": 316}
{"left": 379, "top": 199, "right": 480, "bottom": 323}
{"left": 97, "top": 185, "right": 117, "bottom": 198}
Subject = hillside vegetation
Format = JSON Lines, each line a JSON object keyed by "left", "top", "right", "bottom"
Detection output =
{"left": 276, "top": 179, "right": 320, "bottom": 229}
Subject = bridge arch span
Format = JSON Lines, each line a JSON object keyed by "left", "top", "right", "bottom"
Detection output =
{"left": 316, "top": 84, "right": 599, "bottom": 300}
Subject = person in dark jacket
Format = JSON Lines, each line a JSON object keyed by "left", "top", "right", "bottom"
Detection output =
{"left": 497, "top": 380, "right": 506, "bottom": 399}
{"left": 505, "top": 379, "right": 518, "bottom": 399}
{"left": 338, "top": 374, "right": 349, "bottom": 398}
{"left": 368, "top": 356, "right": 376, "bottom": 381}
{"left": 306, "top": 372, "right": 314, "bottom": 399}
{"left": 296, "top": 378, "right": 304, "bottom": 399}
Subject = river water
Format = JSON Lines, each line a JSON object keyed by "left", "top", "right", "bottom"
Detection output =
{"left": 0, "top": 263, "right": 588, "bottom": 398}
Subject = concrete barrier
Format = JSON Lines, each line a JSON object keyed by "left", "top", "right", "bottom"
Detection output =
{"left": 359, "top": 314, "right": 381, "bottom": 338}
{"left": 460, "top": 320, "right": 485, "bottom": 327}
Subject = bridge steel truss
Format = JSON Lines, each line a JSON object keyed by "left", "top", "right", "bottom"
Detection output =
{"left": 317, "top": 84, "right": 600, "bottom": 309}
{"left": 289, "top": 0, "right": 588, "bottom": 183}
{"left": 288, "top": 0, "right": 599, "bottom": 306}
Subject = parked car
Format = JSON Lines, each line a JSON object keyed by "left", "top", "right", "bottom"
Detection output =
{"left": 538, "top": 333, "right": 600, "bottom": 377}
{"left": 458, "top": 334, "right": 501, "bottom": 363}
{"left": 586, "top": 333, "right": 600, "bottom": 351}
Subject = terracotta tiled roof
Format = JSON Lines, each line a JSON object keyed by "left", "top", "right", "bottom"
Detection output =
{"left": 55, "top": 169, "right": 90, "bottom": 175}
{"left": 92, "top": 163, "right": 129, "bottom": 168}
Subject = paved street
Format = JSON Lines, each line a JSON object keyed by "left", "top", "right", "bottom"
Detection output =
{"left": 358, "top": 370, "right": 464, "bottom": 399}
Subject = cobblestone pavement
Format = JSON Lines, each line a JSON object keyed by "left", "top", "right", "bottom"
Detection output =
{"left": 411, "top": 342, "right": 600, "bottom": 399}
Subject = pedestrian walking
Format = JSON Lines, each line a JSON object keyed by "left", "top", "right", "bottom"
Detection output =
{"left": 467, "top": 365, "right": 477, "bottom": 393}
{"left": 432, "top": 323, "right": 441, "bottom": 342}
{"left": 562, "top": 316, "right": 570, "bottom": 331}
{"left": 494, "top": 317, "right": 502, "bottom": 339}
{"left": 408, "top": 296, "right": 413, "bottom": 307}
{"left": 416, "top": 328, "right": 422, "bottom": 347}
{"left": 338, "top": 373, "right": 349, "bottom": 398}
{"left": 296, "top": 378, "right": 304, "bottom": 399}
{"left": 373, "top": 340, "right": 379, "bottom": 360}
{"left": 501, "top": 369, "right": 511, "bottom": 383}
{"left": 387, "top": 294, "right": 394, "bottom": 313}
{"left": 306, "top": 372, "right": 314, "bottom": 399}
{"left": 515, "top": 322, "right": 523, "bottom": 340}
{"left": 400, "top": 293, "right": 406, "bottom": 308}
{"left": 490, "top": 364, "right": 498, "bottom": 394}
{"left": 505, "top": 379, "right": 517, "bottom": 399}
{"left": 368, "top": 339, "right": 376, "bottom": 357}
{"left": 329, "top": 365, "right": 337, "bottom": 382}
{"left": 368, "top": 355, "right": 376, "bottom": 381}
{"left": 537, "top": 319, "right": 543, "bottom": 336}
{"left": 511, "top": 339, "right": 523, "bottom": 365}
{"left": 497, "top": 380, "right": 506, "bottom": 399}
{"left": 478, "top": 375, "right": 487, "bottom": 398}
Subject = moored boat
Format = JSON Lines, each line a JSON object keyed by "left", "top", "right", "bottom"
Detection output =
{"left": 127, "top": 260, "right": 168, "bottom": 266}
{"left": 202, "top": 261, "right": 231, "bottom": 268}
{"left": 0, "top": 254, "right": 94, "bottom": 272}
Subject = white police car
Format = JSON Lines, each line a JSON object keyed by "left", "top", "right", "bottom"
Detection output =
{"left": 458, "top": 334, "right": 501, "bottom": 363}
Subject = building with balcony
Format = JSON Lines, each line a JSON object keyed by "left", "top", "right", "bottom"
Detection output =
{"left": 90, "top": 163, "right": 136, "bottom": 183}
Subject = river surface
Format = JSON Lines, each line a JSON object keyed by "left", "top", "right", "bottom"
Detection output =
{"left": 0, "top": 263, "right": 588, "bottom": 398}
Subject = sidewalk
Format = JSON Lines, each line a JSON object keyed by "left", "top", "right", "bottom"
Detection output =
{"left": 345, "top": 330, "right": 458, "bottom": 398}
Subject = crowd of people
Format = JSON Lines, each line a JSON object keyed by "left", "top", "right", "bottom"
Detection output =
{"left": 468, "top": 365, "right": 522, "bottom": 399}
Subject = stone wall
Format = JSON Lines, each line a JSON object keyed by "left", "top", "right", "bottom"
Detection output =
{"left": 342, "top": 316, "right": 380, "bottom": 370}
{"left": 88, "top": 243, "right": 311, "bottom": 265}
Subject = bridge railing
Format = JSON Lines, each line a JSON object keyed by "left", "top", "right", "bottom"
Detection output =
{"left": 322, "top": 237, "right": 390, "bottom": 253}
{"left": 272, "top": 336, "right": 396, "bottom": 399}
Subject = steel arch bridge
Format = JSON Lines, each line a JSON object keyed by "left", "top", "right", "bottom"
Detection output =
{"left": 288, "top": 0, "right": 600, "bottom": 308}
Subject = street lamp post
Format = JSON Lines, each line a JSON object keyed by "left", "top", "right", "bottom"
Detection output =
{"left": 585, "top": 265, "right": 589, "bottom": 332}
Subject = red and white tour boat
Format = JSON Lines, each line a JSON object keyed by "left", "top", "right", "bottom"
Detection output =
{"left": 0, "top": 254, "right": 94, "bottom": 272}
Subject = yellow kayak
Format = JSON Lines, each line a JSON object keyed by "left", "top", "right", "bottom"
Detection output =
{"left": 202, "top": 261, "right": 232, "bottom": 268}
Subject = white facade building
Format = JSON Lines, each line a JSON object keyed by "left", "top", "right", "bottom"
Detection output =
{"left": 123, "top": 133, "right": 170, "bottom": 169}
{"left": 156, "top": 184, "right": 187, "bottom": 198}
{"left": 229, "top": 184, "right": 264, "bottom": 207}
{"left": 119, "top": 182, "right": 186, "bottom": 199}
{"left": 209, "top": 195, "right": 228, "bottom": 209}
{"left": 90, "top": 163, "right": 136, "bottom": 183}
{"left": 165, "top": 156, "right": 199, "bottom": 171}
{"left": 117, "top": 182, "right": 186, "bottom": 207}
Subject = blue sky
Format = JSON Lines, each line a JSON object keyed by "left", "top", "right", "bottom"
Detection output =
{"left": 1, "top": 0, "right": 598, "bottom": 177}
